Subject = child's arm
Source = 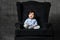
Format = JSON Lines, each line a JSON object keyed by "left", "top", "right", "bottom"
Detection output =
{"left": 24, "top": 19, "right": 28, "bottom": 28}
{"left": 24, "top": 19, "right": 28, "bottom": 25}
{"left": 32, "top": 19, "right": 38, "bottom": 27}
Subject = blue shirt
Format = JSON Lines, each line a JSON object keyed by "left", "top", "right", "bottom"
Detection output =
{"left": 24, "top": 18, "right": 38, "bottom": 27}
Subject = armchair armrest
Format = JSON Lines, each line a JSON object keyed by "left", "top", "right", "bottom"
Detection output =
{"left": 42, "top": 23, "right": 53, "bottom": 31}
{"left": 15, "top": 22, "right": 21, "bottom": 28}
{"left": 41, "top": 23, "right": 52, "bottom": 29}
{"left": 15, "top": 22, "right": 23, "bottom": 29}
{"left": 48, "top": 23, "right": 53, "bottom": 28}
{"left": 47, "top": 23, "right": 54, "bottom": 32}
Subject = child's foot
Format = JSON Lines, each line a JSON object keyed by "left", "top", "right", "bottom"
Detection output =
{"left": 33, "top": 25, "right": 40, "bottom": 29}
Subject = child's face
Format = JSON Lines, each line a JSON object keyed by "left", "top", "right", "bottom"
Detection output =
{"left": 28, "top": 12, "right": 34, "bottom": 19}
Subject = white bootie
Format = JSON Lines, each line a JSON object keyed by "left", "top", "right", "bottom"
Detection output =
{"left": 33, "top": 25, "right": 40, "bottom": 29}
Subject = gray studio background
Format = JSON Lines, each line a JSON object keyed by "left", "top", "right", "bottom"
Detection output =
{"left": 0, "top": 0, "right": 59, "bottom": 40}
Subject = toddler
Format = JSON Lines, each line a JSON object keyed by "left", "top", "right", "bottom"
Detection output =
{"left": 23, "top": 10, "right": 40, "bottom": 29}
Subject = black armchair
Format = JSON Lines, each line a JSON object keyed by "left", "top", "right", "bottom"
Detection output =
{"left": 15, "top": 1, "right": 54, "bottom": 40}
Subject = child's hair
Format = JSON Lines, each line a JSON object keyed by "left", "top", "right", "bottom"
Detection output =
{"left": 28, "top": 10, "right": 35, "bottom": 14}
{"left": 28, "top": 10, "right": 36, "bottom": 18}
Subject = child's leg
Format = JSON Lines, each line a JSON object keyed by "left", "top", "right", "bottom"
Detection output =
{"left": 33, "top": 25, "right": 40, "bottom": 29}
{"left": 28, "top": 26, "right": 33, "bottom": 29}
